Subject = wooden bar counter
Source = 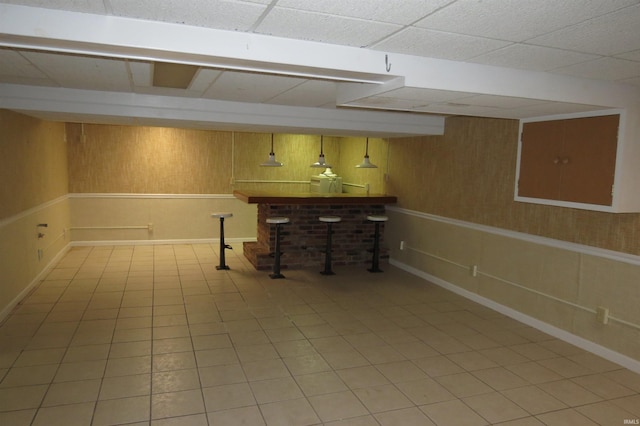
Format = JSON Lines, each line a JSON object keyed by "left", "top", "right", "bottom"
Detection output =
{"left": 234, "top": 190, "right": 397, "bottom": 271}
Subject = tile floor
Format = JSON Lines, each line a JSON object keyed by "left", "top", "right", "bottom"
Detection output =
{"left": 1, "top": 244, "right": 639, "bottom": 426}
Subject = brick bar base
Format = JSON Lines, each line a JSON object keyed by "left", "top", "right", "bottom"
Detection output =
{"left": 243, "top": 203, "right": 389, "bottom": 271}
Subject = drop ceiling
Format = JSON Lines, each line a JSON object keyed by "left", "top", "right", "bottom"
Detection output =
{"left": 0, "top": 0, "right": 639, "bottom": 136}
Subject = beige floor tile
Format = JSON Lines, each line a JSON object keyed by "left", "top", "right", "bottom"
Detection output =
{"left": 413, "top": 355, "right": 465, "bottom": 377}
{"left": 0, "top": 364, "right": 57, "bottom": 387}
{"left": 151, "top": 389, "right": 205, "bottom": 420}
{"left": 259, "top": 397, "right": 321, "bottom": 426}
{"left": 393, "top": 341, "right": 439, "bottom": 359}
{"left": 153, "top": 368, "right": 200, "bottom": 393}
{"left": 206, "top": 406, "right": 265, "bottom": 426}
{"left": 353, "top": 383, "right": 414, "bottom": 413}
{"left": 198, "top": 364, "right": 245, "bottom": 388}
{"left": 235, "top": 343, "right": 279, "bottom": 363}
{"left": 395, "top": 376, "right": 456, "bottom": 405}
{"left": 420, "top": 399, "right": 488, "bottom": 426}
{"left": 294, "top": 371, "right": 349, "bottom": 396}
{"left": 250, "top": 377, "right": 304, "bottom": 404}
{"left": 472, "top": 367, "right": 530, "bottom": 390}
{"left": 571, "top": 373, "right": 636, "bottom": 399}
{"left": 575, "top": 400, "right": 638, "bottom": 425}
{"left": 322, "top": 349, "right": 370, "bottom": 370}
{"left": 153, "top": 351, "right": 197, "bottom": 372}
{"left": 463, "top": 391, "right": 529, "bottom": 423}
{"left": 43, "top": 379, "right": 101, "bottom": 406}
{"left": 506, "top": 361, "right": 563, "bottom": 384}
{"left": 358, "top": 344, "right": 406, "bottom": 364}
{"left": 109, "top": 340, "right": 152, "bottom": 358}
{"left": 375, "top": 360, "right": 428, "bottom": 383}
{"left": 0, "top": 385, "right": 48, "bottom": 411}
{"left": 283, "top": 353, "right": 331, "bottom": 375}
{"left": 13, "top": 348, "right": 66, "bottom": 367}
{"left": 31, "top": 401, "right": 95, "bottom": 426}
{"left": 375, "top": 407, "right": 437, "bottom": 426}
{"left": 537, "top": 379, "right": 602, "bottom": 407}
{"left": 243, "top": 358, "right": 291, "bottom": 382}
{"left": 93, "top": 395, "right": 151, "bottom": 426}
{"left": 324, "top": 415, "right": 379, "bottom": 426}
{"left": 435, "top": 372, "right": 494, "bottom": 398}
{"left": 501, "top": 385, "right": 567, "bottom": 415}
{"left": 0, "top": 409, "right": 36, "bottom": 426}
{"left": 337, "top": 365, "right": 390, "bottom": 389}
{"left": 308, "top": 390, "right": 369, "bottom": 422}
{"left": 151, "top": 413, "right": 209, "bottom": 425}
{"left": 63, "top": 343, "right": 111, "bottom": 362}
{"left": 104, "top": 355, "right": 151, "bottom": 377}
{"left": 202, "top": 383, "right": 255, "bottom": 412}
{"left": 100, "top": 373, "right": 151, "bottom": 399}
{"left": 535, "top": 408, "right": 599, "bottom": 426}
{"left": 537, "top": 357, "right": 593, "bottom": 378}
{"left": 611, "top": 394, "right": 640, "bottom": 416}
{"left": 191, "top": 334, "right": 232, "bottom": 351}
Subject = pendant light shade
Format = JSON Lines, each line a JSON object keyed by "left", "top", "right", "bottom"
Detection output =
{"left": 311, "top": 135, "right": 332, "bottom": 168}
{"left": 260, "top": 134, "right": 283, "bottom": 167}
{"left": 356, "top": 138, "right": 378, "bottom": 168}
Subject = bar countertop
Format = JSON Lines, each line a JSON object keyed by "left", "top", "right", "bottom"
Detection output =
{"left": 233, "top": 190, "right": 397, "bottom": 205}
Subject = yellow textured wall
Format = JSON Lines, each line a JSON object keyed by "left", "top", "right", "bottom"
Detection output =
{"left": 67, "top": 123, "right": 388, "bottom": 195}
{"left": 0, "top": 110, "right": 68, "bottom": 220}
{"left": 388, "top": 116, "right": 640, "bottom": 255}
{"left": 67, "top": 124, "right": 233, "bottom": 194}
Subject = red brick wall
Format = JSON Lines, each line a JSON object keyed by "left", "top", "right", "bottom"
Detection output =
{"left": 243, "top": 203, "right": 389, "bottom": 271}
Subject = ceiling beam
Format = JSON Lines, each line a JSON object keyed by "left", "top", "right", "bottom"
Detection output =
{"left": 0, "top": 84, "right": 445, "bottom": 137}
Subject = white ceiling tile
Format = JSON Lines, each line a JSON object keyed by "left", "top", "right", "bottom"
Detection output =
{"left": 275, "top": 0, "right": 454, "bottom": 25}
{"left": 453, "top": 94, "right": 549, "bottom": 109}
{"left": 378, "top": 87, "right": 478, "bottom": 103}
{"left": 267, "top": 80, "right": 338, "bottom": 108}
{"left": 470, "top": 44, "right": 599, "bottom": 71}
{"left": 616, "top": 49, "right": 640, "bottom": 62}
{"left": 372, "top": 27, "right": 510, "bottom": 60}
{"left": 128, "top": 61, "right": 152, "bottom": 87}
{"left": 345, "top": 97, "right": 430, "bottom": 110}
{"left": 203, "top": 71, "right": 307, "bottom": 103}
{"left": 256, "top": 7, "right": 401, "bottom": 47}
{"left": 21, "top": 51, "right": 132, "bottom": 91}
{"left": 415, "top": 0, "right": 639, "bottom": 42}
{"left": 0, "top": 0, "right": 107, "bottom": 13}
{"left": 528, "top": 4, "right": 640, "bottom": 55}
{"left": 108, "top": 0, "right": 267, "bottom": 30}
{"left": 0, "top": 48, "right": 50, "bottom": 80}
{"left": 552, "top": 57, "right": 640, "bottom": 81}
{"left": 415, "top": 103, "right": 503, "bottom": 117}
{"left": 189, "top": 68, "right": 223, "bottom": 93}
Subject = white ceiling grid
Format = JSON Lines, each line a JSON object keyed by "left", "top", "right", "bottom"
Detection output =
{"left": 0, "top": 0, "right": 639, "bottom": 135}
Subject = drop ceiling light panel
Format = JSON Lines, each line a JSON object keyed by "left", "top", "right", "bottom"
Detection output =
{"left": 203, "top": 71, "right": 307, "bottom": 103}
{"left": 256, "top": 7, "right": 401, "bottom": 47}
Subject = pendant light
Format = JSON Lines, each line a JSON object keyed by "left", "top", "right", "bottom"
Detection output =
{"left": 260, "top": 133, "right": 283, "bottom": 167}
{"left": 311, "top": 135, "right": 332, "bottom": 168}
{"left": 356, "top": 138, "right": 378, "bottom": 168}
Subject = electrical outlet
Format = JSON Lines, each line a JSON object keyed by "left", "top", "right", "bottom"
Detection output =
{"left": 148, "top": 223, "right": 154, "bottom": 232}
{"left": 471, "top": 265, "right": 478, "bottom": 277}
{"left": 596, "top": 306, "right": 609, "bottom": 324}
{"left": 37, "top": 249, "right": 43, "bottom": 261}
{"left": 400, "top": 241, "right": 405, "bottom": 250}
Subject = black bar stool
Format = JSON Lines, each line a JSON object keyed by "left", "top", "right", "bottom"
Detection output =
{"left": 319, "top": 216, "right": 341, "bottom": 275}
{"left": 211, "top": 212, "right": 233, "bottom": 270}
{"left": 367, "top": 215, "right": 388, "bottom": 273}
{"left": 267, "top": 217, "right": 290, "bottom": 279}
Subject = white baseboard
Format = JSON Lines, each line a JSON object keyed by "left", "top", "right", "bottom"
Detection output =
{"left": 390, "top": 258, "right": 640, "bottom": 375}
{"left": 0, "top": 243, "right": 71, "bottom": 323}
{"left": 69, "top": 237, "right": 256, "bottom": 247}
